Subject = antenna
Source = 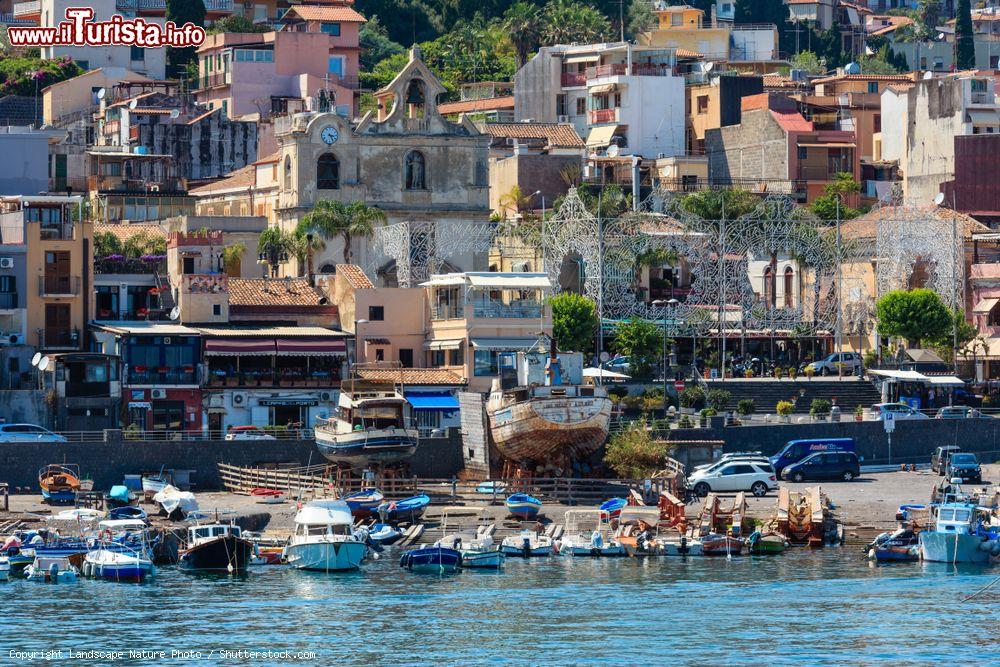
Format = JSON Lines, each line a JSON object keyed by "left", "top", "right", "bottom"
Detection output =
{"left": 128, "top": 99, "right": 139, "bottom": 110}
{"left": 38, "top": 356, "right": 50, "bottom": 371}
{"left": 169, "top": 306, "right": 180, "bottom": 321}
{"left": 169, "top": 109, "right": 180, "bottom": 119}
{"left": 31, "top": 352, "right": 41, "bottom": 366}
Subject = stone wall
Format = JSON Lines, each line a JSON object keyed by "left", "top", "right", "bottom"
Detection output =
{"left": 0, "top": 390, "right": 53, "bottom": 428}
{"left": 672, "top": 417, "right": 1000, "bottom": 465}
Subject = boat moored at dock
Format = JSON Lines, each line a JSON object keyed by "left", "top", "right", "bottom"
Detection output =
{"left": 284, "top": 499, "right": 367, "bottom": 572}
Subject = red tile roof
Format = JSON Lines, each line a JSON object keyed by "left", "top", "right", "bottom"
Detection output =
{"left": 771, "top": 109, "right": 813, "bottom": 132}
{"left": 438, "top": 96, "right": 515, "bottom": 115}
{"left": 189, "top": 164, "right": 256, "bottom": 195}
{"left": 840, "top": 207, "right": 990, "bottom": 241}
{"left": 283, "top": 5, "right": 367, "bottom": 22}
{"left": 355, "top": 368, "right": 466, "bottom": 386}
{"left": 812, "top": 73, "right": 916, "bottom": 85}
{"left": 337, "top": 264, "right": 373, "bottom": 289}
{"left": 482, "top": 122, "right": 584, "bottom": 148}
{"left": 94, "top": 222, "right": 166, "bottom": 242}
{"left": 228, "top": 278, "right": 327, "bottom": 307}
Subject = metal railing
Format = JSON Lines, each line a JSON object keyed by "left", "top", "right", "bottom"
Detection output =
{"left": 39, "top": 330, "right": 78, "bottom": 349}
{"left": 95, "top": 257, "right": 166, "bottom": 274}
{"left": 586, "top": 63, "right": 676, "bottom": 79}
{"left": 39, "top": 222, "right": 75, "bottom": 241}
{"left": 117, "top": 0, "right": 233, "bottom": 9}
{"left": 12, "top": 1, "right": 39, "bottom": 17}
{"left": 471, "top": 302, "right": 544, "bottom": 319}
{"left": 561, "top": 72, "right": 587, "bottom": 87}
{"left": 205, "top": 371, "right": 340, "bottom": 388}
{"left": 127, "top": 369, "right": 199, "bottom": 385}
{"left": 971, "top": 91, "right": 995, "bottom": 104}
{"left": 198, "top": 72, "right": 231, "bottom": 89}
{"left": 588, "top": 108, "right": 619, "bottom": 124}
{"left": 0, "top": 293, "right": 17, "bottom": 309}
{"left": 39, "top": 275, "right": 80, "bottom": 296}
{"left": 58, "top": 427, "right": 315, "bottom": 443}
{"left": 431, "top": 304, "right": 464, "bottom": 320}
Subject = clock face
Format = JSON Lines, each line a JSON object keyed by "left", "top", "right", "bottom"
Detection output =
{"left": 321, "top": 126, "right": 339, "bottom": 145}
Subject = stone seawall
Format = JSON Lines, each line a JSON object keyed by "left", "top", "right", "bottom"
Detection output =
{"left": 673, "top": 417, "right": 1000, "bottom": 464}
{"left": 0, "top": 432, "right": 465, "bottom": 491}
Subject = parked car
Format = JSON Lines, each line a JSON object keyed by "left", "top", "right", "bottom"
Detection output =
{"left": 770, "top": 438, "right": 856, "bottom": 478}
{"left": 868, "top": 403, "right": 929, "bottom": 421}
{"left": 803, "top": 352, "right": 862, "bottom": 376}
{"left": 687, "top": 461, "right": 777, "bottom": 498}
{"left": 781, "top": 451, "right": 861, "bottom": 482}
{"left": 692, "top": 452, "right": 769, "bottom": 472}
{"left": 935, "top": 406, "right": 980, "bottom": 419}
{"left": 224, "top": 426, "right": 276, "bottom": 441}
{"left": 0, "top": 423, "right": 66, "bottom": 443}
{"left": 931, "top": 445, "right": 961, "bottom": 475}
{"left": 945, "top": 453, "right": 982, "bottom": 484}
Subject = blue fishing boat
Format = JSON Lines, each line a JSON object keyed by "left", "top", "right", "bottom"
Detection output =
{"left": 368, "top": 523, "right": 403, "bottom": 545}
{"left": 599, "top": 497, "right": 627, "bottom": 519}
{"left": 342, "top": 489, "right": 385, "bottom": 519}
{"left": 399, "top": 546, "right": 462, "bottom": 573}
{"left": 506, "top": 493, "right": 542, "bottom": 520}
{"left": 377, "top": 494, "right": 430, "bottom": 523}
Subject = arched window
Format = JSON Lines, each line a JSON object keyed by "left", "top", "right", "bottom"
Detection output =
{"left": 783, "top": 267, "right": 794, "bottom": 307}
{"left": 405, "top": 151, "right": 426, "bottom": 190}
{"left": 762, "top": 266, "right": 773, "bottom": 307}
{"left": 317, "top": 153, "right": 340, "bottom": 190}
{"left": 283, "top": 155, "right": 291, "bottom": 190}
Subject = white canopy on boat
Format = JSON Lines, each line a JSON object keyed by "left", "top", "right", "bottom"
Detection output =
{"left": 98, "top": 519, "right": 148, "bottom": 531}
{"left": 582, "top": 367, "right": 631, "bottom": 379}
{"left": 296, "top": 499, "right": 353, "bottom": 526}
{"left": 617, "top": 507, "right": 661, "bottom": 525}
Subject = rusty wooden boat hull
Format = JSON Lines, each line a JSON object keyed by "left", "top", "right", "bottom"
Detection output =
{"left": 487, "top": 395, "right": 612, "bottom": 464}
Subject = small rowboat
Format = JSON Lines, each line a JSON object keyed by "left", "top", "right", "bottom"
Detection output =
{"left": 39, "top": 465, "right": 81, "bottom": 504}
{"left": 250, "top": 488, "right": 286, "bottom": 505}
{"left": 377, "top": 494, "right": 430, "bottom": 523}
{"left": 599, "top": 497, "right": 627, "bottom": 519}
{"left": 399, "top": 546, "right": 462, "bottom": 574}
{"left": 369, "top": 523, "right": 403, "bottom": 545}
{"left": 505, "top": 493, "right": 542, "bottom": 520}
{"left": 747, "top": 531, "right": 788, "bottom": 555}
{"left": 342, "top": 489, "right": 385, "bottom": 518}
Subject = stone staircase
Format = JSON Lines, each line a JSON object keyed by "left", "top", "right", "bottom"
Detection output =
{"left": 702, "top": 378, "right": 882, "bottom": 414}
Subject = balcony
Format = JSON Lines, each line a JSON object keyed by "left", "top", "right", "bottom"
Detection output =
{"left": 117, "top": 0, "right": 232, "bottom": 10}
{"left": 12, "top": 1, "right": 39, "bottom": 18}
{"left": 799, "top": 166, "right": 844, "bottom": 181}
{"left": 971, "top": 91, "right": 995, "bottom": 105}
{"left": 127, "top": 367, "right": 199, "bottom": 386}
{"left": 87, "top": 175, "right": 185, "bottom": 194}
{"left": 40, "top": 330, "right": 79, "bottom": 350}
{"left": 0, "top": 293, "right": 17, "bottom": 309}
{"left": 431, "top": 304, "right": 465, "bottom": 320}
{"left": 95, "top": 256, "right": 167, "bottom": 275}
{"left": 198, "top": 72, "right": 232, "bottom": 90}
{"left": 38, "top": 222, "right": 75, "bottom": 241}
{"left": 40, "top": 275, "right": 80, "bottom": 297}
{"left": 586, "top": 63, "right": 676, "bottom": 79}
{"left": 588, "top": 108, "right": 620, "bottom": 124}
{"left": 205, "top": 371, "right": 340, "bottom": 389}
{"left": 472, "top": 301, "right": 544, "bottom": 319}
{"left": 562, "top": 72, "right": 587, "bottom": 87}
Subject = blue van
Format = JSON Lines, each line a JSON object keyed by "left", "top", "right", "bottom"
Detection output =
{"left": 770, "top": 438, "right": 856, "bottom": 477}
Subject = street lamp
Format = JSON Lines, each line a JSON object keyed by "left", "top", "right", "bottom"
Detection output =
{"left": 653, "top": 298, "right": 680, "bottom": 413}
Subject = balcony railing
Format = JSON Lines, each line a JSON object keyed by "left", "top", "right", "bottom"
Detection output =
{"left": 0, "top": 11, "right": 34, "bottom": 23}
{"left": 40, "top": 330, "right": 79, "bottom": 350}
{"left": 586, "top": 63, "right": 676, "bottom": 79}
{"left": 127, "top": 368, "right": 199, "bottom": 385}
{"left": 588, "top": 108, "right": 620, "bottom": 124}
{"left": 0, "top": 293, "right": 17, "bottom": 309}
{"left": 971, "top": 91, "right": 995, "bottom": 104}
{"left": 472, "top": 302, "right": 544, "bottom": 319}
{"left": 198, "top": 72, "right": 232, "bottom": 90}
{"left": 12, "top": 1, "right": 39, "bottom": 17}
{"left": 117, "top": 0, "right": 232, "bottom": 10}
{"left": 561, "top": 72, "right": 587, "bottom": 87}
{"left": 40, "top": 275, "right": 81, "bottom": 296}
{"left": 65, "top": 382, "right": 112, "bottom": 398}
{"left": 206, "top": 371, "right": 340, "bottom": 389}
{"left": 431, "top": 304, "right": 465, "bottom": 320}
{"left": 95, "top": 257, "right": 167, "bottom": 275}
{"left": 799, "top": 166, "right": 843, "bottom": 181}
{"left": 39, "top": 222, "right": 75, "bottom": 241}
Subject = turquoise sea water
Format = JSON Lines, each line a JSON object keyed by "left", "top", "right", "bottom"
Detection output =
{"left": 3, "top": 549, "right": 998, "bottom": 666}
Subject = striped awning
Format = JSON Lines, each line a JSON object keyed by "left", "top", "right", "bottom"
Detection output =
{"left": 204, "top": 339, "right": 275, "bottom": 356}
{"left": 276, "top": 338, "right": 346, "bottom": 356}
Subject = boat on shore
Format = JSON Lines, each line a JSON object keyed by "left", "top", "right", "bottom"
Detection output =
{"left": 436, "top": 506, "right": 504, "bottom": 569}
{"left": 314, "top": 376, "right": 419, "bottom": 469}
{"left": 376, "top": 494, "right": 430, "bottom": 524}
{"left": 342, "top": 489, "right": 385, "bottom": 519}
{"left": 283, "top": 500, "right": 367, "bottom": 572}
{"left": 399, "top": 546, "right": 462, "bottom": 573}
{"left": 505, "top": 493, "right": 542, "bottom": 520}
{"left": 142, "top": 469, "right": 170, "bottom": 499}
{"left": 38, "top": 464, "right": 81, "bottom": 504}
{"left": 500, "top": 530, "right": 554, "bottom": 557}
{"left": 178, "top": 523, "right": 254, "bottom": 574}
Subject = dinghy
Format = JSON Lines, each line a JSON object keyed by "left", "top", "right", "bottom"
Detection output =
{"left": 500, "top": 530, "right": 554, "bottom": 557}
{"left": 342, "top": 489, "right": 385, "bottom": 518}
{"left": 505, "top": 494, "right": 542, "bottom": 520}
{"left": 399, "top": 546, "right": 462, "bottom": 573}
{"left": 376, "top": 494, "right": 430, "bottom": 523}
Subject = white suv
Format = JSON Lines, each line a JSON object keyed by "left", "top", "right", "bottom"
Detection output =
{"left": 805, "top": 352, "right": 862, "bottom": 376}
{"left": 687, "top": 461, "right": 777, "bottom": 498}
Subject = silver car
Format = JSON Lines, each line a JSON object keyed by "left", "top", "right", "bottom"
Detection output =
{"left": 0, "top": 423, "right": 67, "bottom": 443}
{"left": 868, "top": 403, "right": 930, "bottom": 421}
{"left": 805, "top": 352, "right": 862, "bottom": 376}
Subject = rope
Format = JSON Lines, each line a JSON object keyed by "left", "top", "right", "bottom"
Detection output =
{"left": 962, "top": 574, "right": 1000, "bottom": 602}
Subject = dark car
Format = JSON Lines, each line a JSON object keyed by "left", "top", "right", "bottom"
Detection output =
{"left": 946, "top": 453, "right": 982, "bottom": 484}
{"left": 781, "top": 451, "right": 860, "bottom": 482}
{"left": 931, "top": 445, "right": 961, "bottom": 475}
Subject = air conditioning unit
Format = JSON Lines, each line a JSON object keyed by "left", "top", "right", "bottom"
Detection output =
{"left": 232, "top": 392, "right": 248, "bottom": 407}
{"left": 320, "top": 391, "right": 333, "bottom": 402}
{"left": 557, "top": 115, "right": 570, "bottom": 123}
{"left": 0, "top": 257, "right": 12, "bottom": 269}
{"left": 162, "top": 337, "right": 171, "bottom": 345}
{"left": 7, "top": 333, "right": 20, "bottom": 345}
{"left": 151, "top": 388, "right": 167, "bottom": 399}
{"left": 206, "top": 394, "right": 224, "bottom": 408}
{"left": 505, "top": 137, "right": 517, "bottom": 146}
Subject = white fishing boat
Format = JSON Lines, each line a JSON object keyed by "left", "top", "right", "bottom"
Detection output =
{"left": 919, "top": 498, "right": 1000, "bottom": 564}
{"left": 558, "top": 509, "right": 625, "bottom": 557}
{"left": 24, "top": 555, "right": 78, "bottom": 582}
{"left": 500, "top": 529, "right": 554, "bottom": 557}
{"left": 83, "top": 544, "right": 155, "bottom": 582}
{"left": 314, "top": 375, "right": 419, "bottom": 469}
{"left": 283, "top": 499, "right": 368, "bottom": 572}
{"left": 617, "top": 507, "right": 704, "bottom": 557}
{"left": 486, "top": 341, "right": 611, "bottom": 466}
{"left": 435, "top": 506, "right": 505, "bottom": 569}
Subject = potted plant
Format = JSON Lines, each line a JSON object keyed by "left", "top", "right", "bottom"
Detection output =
{"left": 810, "top": 398, "right": 832, "bottom": 421}
{"left": 789, "top": 366, "right": 798, "bottom": 380}
{"left": 804, "top": 366, "right": 815, "bottom": 380}
{"left": 678, "top": 414, "right": 693, "bottom": 429}
{"left": 776, "top": 400, "right": 794, "bottom": 423}
{"left": 736, "top": 399, "right": 756, "bottom": 425}
{"left": 744, "top": 368, "right": 754, "bottom": 378}
{"left": 854, "top": 404, "right": 864, "bottom": 422}
{"left": 699, "top": 407, "right": 717, "bottom": 427}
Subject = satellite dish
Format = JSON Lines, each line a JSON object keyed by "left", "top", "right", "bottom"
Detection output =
{"left": 937, "top": 33, "right": 945, "bottom": 41}
{"left": 923, "top": 71, "right": 934, "bottom": 80}
{"left": 169, "top": 307, "right": 180, "bottom": 321}
{"left": 169, "top": 109, "right": 180, "bottom": 119}
{"left": 96, "top": 88, "right": 106, "bottom": 100}
{"left": 934, "top": 192, "right": 946, "bottom": 206}
{"left": 38, "top": 356, "right": 50, "bottom": 371}
{"left": 31, "top": 352, "right": 41, "bottom": 367}
{"left": 607, "top": 144, "right": 620, "bottom": 158}
{"left": 844, "top": 62, "right": 861, "bottom": 75}
{"left": 704, "top": 61, "right": 714, "bottom": 72}
{"left": 599, "top": 351, "right": 610, "bottom": 363}
{"left": 128, "top": 99, "right": 138, "bottom": 110}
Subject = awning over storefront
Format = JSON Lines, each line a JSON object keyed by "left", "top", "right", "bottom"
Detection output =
{"left": 967, "top": 109, "right": 1000, "bottom": 125}
{"left": 275, "top": 339, "right": 346, "bottom": 356}
{"left": 564, "top": 54, "right": 599, "bottom": 64}
{"left": 869, "top": 369, "right": 965, "bottom": 386}
{"left": 424, "top": 339, "right": 463, "bottom": 350}
{"left": 926, "top": 375, "right": 965, "bottom": 387}
{"left": 586, "top": 124, "right": 619, "bottom": 148}
{"left": 589, "top": 83, "right": 617, "bottom": 94}
{"left": 973, "top": 297, "right": 999, "bottom": 313}
{"left": 471, "top": 337, "right": 541, "bottom": 351}
{"left": 204, "top": 339, "right": 276, "bottom": 356}
{"left": 405, "top": 391, "right": 460, "bottom": 410}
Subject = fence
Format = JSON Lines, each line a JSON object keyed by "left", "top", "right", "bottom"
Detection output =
{"left": 57, "top": 428, "right": 315, "bottom": 443}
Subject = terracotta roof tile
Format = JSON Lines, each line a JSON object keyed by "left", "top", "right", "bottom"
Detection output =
{"left": 771, "top": 109, "right": 813, "bottom": 132}
{"left": 438, "top": 96, "right": 515, "bottom": 115}
{"left": 93, "top": 222, "right": 166, "bottom": 242}
{"left": 812, "top": 73, "right": 915, "bottom": 84}
{"left": 228, "top": 278, "right": 326, "bottom": 307}
{"left": 355, "top": 368, "right": 466, "bottom": 386}
{"left": 284, "top": 5, "right": 367, "bottom": 22}
{"left": 676, "top": 48, "right": 702, "bottom": 59}
{"left": 763, "top": 74, "right": 798, "bottom": 89}
{"left": 482, "top": 122, "right": 584, "bottom": 148}
{"left": 189, "top": 164, "right": 256, "bottom": 195}
{"left": 337, "top": 264, "right": 373, "bottom": 289}
{"left": 840, "top": 206, "right": 991, "bottom": 241}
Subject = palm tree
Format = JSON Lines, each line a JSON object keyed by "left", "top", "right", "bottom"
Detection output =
{"left": 221, "top": 242, "right": 246, "bottom": 277}
{"left": 297, "top": 200, "right": 388, "bottom": 266}
{"left": 541, "top": 0, "right": 611, "bottom": 46}
{"left": 498, "top": 185, "right": 535, "bottom": 218}
{"left": 257, "top": 226, "right": 296, "bottom": 277}
{"left": 503, "top": 2, "right": 542, "bottom": 68}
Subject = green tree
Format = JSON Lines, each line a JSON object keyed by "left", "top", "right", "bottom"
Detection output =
{"left": 815, "top": 22, "right": 845, "bottom": 69}
{"left": 917, "top": 0, "right": 942, "bottom": 40}
{"left": 221, "top": 242, "right": 246, "bottom": 277}
{"left": 257, "top": 226, "right": 298, "bottom": 276}
{"left": 875, "top": 288, "right": 953, "bottom": 348}
{"left": 206, "top": 14, "right": 270, "bottom": 34}
{"left": 541, "top": 0, "right": 612, "bottom": 46}
{"left": 680, "top": 188, "right": 758, "bottom": 220}
{"left": 166, "top": 0, "right": 206, "bottom": 79}
{"left": 625, "top": 0, "right": 656, "bottom": 39}
{"left": 297, "top": 200, "right": 388, "bottom": 266}
{"left": 360, "top": 16, "right": 406, "bottom": 71}
{"left": 859, "top": 44, "right": 904, "bottom": 75}
{"left": 930, "top": 309, "right": 977, "bottom": 362}
{"left": 550, "top": 292, "right": 597, "bottom": 353}
{"left": 810, "top": 173, "right": 862, "bottom": 219}
{"left": 604, "top": 419, "right": 673, "bottom": 478}
{"left": 956, "top": 0, "right": 975, "bottom": 70}
{"left": 612, "top": 317, "right": 665, "bottom": 377}
{"left": 789, "top": 50, "right": 826, "bottom": 75}
{"left": 503, "top": 2, "right": 542, "bottom": 68}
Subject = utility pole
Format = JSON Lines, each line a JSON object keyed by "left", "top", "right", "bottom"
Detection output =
{"left": 835, "top": 195, "right": 843, "bottom": 381}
